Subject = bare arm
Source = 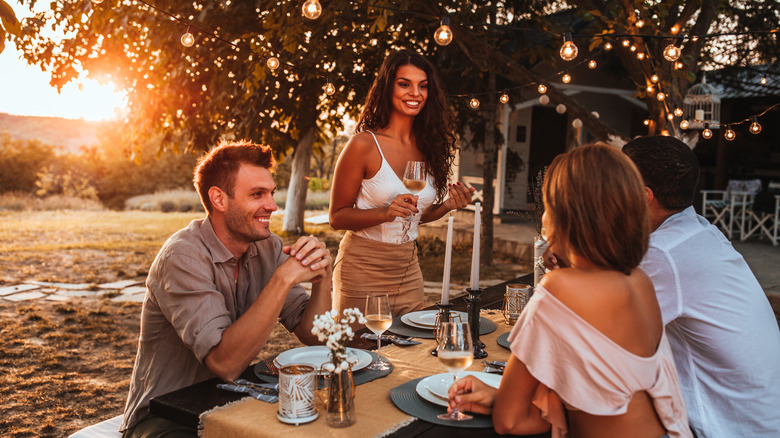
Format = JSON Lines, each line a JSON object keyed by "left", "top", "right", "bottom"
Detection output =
{"left": 203, "top": 235, "right": 332, "bottom": 381}
{"left": 329, "top": 134, "right": 419, "bottom": 231}
{"left": 420, "top": 182, "right": 475, "bottom": 223}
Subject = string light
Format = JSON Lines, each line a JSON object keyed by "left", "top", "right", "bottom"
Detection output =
{"left": 675, "top": 61, "right": 684, "bottom": 69}
{"left": 622, "top": 39, "right": 630, "bottom": 47}
{"left": 302, "top": 0, "right": 322, "bottom": 20}
{"left": 588, "top": 59, "right": 597, "bottom": 69}
{"left": 572, "top": 118, "right": 582, "bottom": 128}
{"left": 591, "top": 111, "right": 600, "bottom": 119}
{"left": 749, "top": 116, "right": 762, "bottom": 134}
{"left": 647, "top": 85, "right": 654, "bottom": 92}
{"left": 325, "top": 77, "right": 336, "bottom": 95}
{"left": 469, "top": 96, "right": 480, "bottom": 109}
{"left": 180, "top": 26, "right": 195, "bottom": 47}
{"left": 636, "top": 19, "right": 645, "bottom": 28}
{"left": 661, "top": 130, "right": 670, "bottom": 136}
{"left": 91, "top": 0, "right": 103, "bottom": 3}
{"left": 667, "top": 113, "right": 674, "bottom": 121}
{"left": 724, "top": 125, "right": 736, "bottom": 141}
{"left": 637, "top": 52, "right": 645, "bottom": 60}
{"left": 604, "top": 42, "right": 613, "bottom": 50}
{"left": 644, "top": 119, "right": 650, "bottom": 126}
{"left": 674, "top": 107, "right": 683, "bottom": 117}
{"left": 663, "top": 39, "right": 683, "bottom": 62}
{"left": 560, "top": 32, "right": 578, "bottom": 61}
{"left": 539, "top": 95, "right": 550, "bottom": 105}
{"left": 556, "top": 104, "right": 567, "bottom": 114}
{"left": 650, "top": 73, "right": 659, "bottom": 83}
{"left": 630, "top": 44, "right": 637, "bottom": 52}
{"left": 266, "top": 56, "right": 280, "bottom": 70}
{"left": 680, "top": 119, "right": 689, "bottom": 129}
{"left": 671, "top": 24, "right": 680, "bottom": 34}
{"left": 561, "top": 72, "right": 571, "bottom": 83}
{"left": 537, "top": 83, "right": 547, "bottom": 94}
{"left": 760, "top": 76, "right": 768, "bottom": 85}
{"left": 656, "top": 92, "right": 666, "bottom": 101}
{"left": 702, "top": 123, "right": 713, "bottom": 139}
{"left": 499, "top": 91, "right": 509, "bottom": 104}
{"left": 434, "top": 17, "right": 453, "bottom": 46}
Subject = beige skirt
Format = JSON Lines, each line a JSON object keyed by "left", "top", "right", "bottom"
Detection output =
{"left": 333, "top": 231, "right": 425, "bottom": 317}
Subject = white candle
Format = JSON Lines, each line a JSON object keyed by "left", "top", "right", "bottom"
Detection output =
{"left": 470, "top": 202, "right": 481, "bottom": 290}
{"left": 441, "top": 215, "right": 454, "bottom": 305}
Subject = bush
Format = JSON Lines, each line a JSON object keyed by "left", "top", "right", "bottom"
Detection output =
{"left": 0, "top": 192, "right": 104, "bottom": 211}
{"left": 125, "top": 189, "right": 204, "bottom": 213}
{"left": 307, "top": 177, "right": 330, "bottom": 192}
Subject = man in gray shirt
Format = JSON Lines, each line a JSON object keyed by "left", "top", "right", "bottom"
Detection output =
{"left": 121, "top": 140, "right": 333, "bottom": 437}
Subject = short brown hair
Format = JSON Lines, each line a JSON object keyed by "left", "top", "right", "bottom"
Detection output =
{"left": 193, "top": 140, "right": 275, "bottom": 214}
{"left": 543, "top": 143, "right": 650, "bottom": 274}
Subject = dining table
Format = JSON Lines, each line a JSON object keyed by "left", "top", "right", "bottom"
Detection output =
{"left": 149, "top": 273, "right": 549, "bottom": 438}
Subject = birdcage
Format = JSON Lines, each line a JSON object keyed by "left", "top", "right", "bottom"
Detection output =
{"left": 682, "top": 74, "right": 721, "bottom": 130}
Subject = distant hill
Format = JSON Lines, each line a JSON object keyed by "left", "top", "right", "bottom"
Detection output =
{"left": 0, "top": 113, "right": 105, "bottom": 154}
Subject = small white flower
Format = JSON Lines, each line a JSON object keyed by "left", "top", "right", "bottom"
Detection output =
{"left": 323, "top": 363, "right": 335, "bottom": 372}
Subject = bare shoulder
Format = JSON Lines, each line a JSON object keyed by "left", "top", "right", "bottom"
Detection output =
{"left": 343, "top": 131, "right": 378, "bottom": 155}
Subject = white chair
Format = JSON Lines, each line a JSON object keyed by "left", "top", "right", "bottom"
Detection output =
{"left": 701, "top": 179, "right": 762, "bottom": 240}
{"left": 68, "top": 414, "right": 123, "bottom": 438}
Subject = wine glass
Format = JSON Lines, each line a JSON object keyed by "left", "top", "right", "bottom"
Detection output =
{"left": 365, "top": 294, "right": 392, "bottom": 371}
{"left": 401, "top": 161, "right": 427, "bottom": 243}
{"left": 436, "top": 321, "right": 474, "bottom": 421}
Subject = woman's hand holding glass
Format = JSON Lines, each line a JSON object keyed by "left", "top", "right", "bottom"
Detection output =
{"left": 436, "top": 322, "right": 474, "bottom": 421}
{"left": 400, "top": 161, "right": 426, "bottom": 243}
{"left": 447, "top": 374, "right": 497, "bottom": 416}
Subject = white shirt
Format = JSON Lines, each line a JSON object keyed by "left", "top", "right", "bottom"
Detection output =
{"left": 353, "top": 131, "right": 436, "bottom": 244}
{"left": 640, "top": 206, "right": 780, "bottom": 437}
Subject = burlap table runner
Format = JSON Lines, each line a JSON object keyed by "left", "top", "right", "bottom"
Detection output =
{"left": 200, "top": 310, "right": 513, "bottom": 438}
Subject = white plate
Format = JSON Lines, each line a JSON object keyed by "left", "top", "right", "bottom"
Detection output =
{"left": 274, "top": 346, "right": 373, "bottom": 372}
{"left": 401, "top": 311, "right": 468, "bottom": 329}
{"left": 415, "top": 371, "right": 502, "bottom": 407}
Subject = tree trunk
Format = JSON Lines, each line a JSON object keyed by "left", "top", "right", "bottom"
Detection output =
{"left": 282, "top": 126, "right": 316, "bottom": 235}
{"left": 480, "top": 74, "right": 499, "bottom": 267}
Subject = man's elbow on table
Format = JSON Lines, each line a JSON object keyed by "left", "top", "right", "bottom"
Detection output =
{"left": 204, "top": 349, "right": 246, "bottom": 382}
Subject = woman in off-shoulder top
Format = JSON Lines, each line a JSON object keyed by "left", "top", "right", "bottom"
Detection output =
{"left": 448, "top": 144, "right": 691, "bottom": 438}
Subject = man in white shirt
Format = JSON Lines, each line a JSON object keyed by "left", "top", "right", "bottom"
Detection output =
{"left": 622, "top": 136, "right": 780, "bottom": 437}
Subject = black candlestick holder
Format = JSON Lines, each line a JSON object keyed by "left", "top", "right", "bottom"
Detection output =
{"left": 431, "top": 302, "right": 453, "bottom": 357}
{"left": 466, "top": 287, "right": 488, "bottom": 359}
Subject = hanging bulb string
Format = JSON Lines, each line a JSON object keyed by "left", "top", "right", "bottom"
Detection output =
{"left": 685, "top": 102, "right": 779, "bottom": 130}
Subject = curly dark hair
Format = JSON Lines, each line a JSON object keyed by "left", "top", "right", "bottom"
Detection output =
{"left": 355, "top": 49, "right": 457, "bottom": 203}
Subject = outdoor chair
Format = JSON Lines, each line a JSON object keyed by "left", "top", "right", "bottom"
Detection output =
{"left": 742, "top": 181, "right": 780, "bottom": 245}
{"left": 701, "top": 179, "right": 762, "bottom": 240}
{"left": 67, "top": 414, "right": 122, "bottom": 438}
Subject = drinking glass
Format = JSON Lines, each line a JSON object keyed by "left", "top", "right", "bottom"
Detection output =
{"left": 436, "top": 321, "right": 474, "bottom": 421}
{"left": 400, "top": 161, "right": 427, "bottom": 243}
{"left": 365, "top": 294, "right": 392, "bottom": 371}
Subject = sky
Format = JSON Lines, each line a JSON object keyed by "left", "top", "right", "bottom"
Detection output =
{"left": 0, "top": 2, "right": 126, "bottom": 121}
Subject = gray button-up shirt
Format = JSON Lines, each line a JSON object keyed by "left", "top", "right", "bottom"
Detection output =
{"left": 121, "top": 217, "right": 309, "bottom": 430}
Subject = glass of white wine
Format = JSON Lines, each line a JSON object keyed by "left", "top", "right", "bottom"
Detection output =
{"left": 365, "top": 294, "right": 392, "bottom": 371}
{"left": 436, "top": 321, "right": 474, "bottom": 421}
{"left": 401, "top": 161, "right": 427, "bottom": 243}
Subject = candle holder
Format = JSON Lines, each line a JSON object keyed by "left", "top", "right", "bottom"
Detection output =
{"left": 466, "top": 287, "right": 488, "bottom": 359}
{"left": 431, "top": 302, "right": 453, "bottom": 357}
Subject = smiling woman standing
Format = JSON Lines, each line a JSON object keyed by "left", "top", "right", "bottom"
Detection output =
{"left": 329, "top": 49, "right": 473, "bottom": 317}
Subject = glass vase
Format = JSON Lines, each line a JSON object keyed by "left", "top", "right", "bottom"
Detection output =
{"left": 533, "top": 234, "right": 548, "bottom": 287}
{"left": 325, "top": 366, "right": 355, "bottom": 427}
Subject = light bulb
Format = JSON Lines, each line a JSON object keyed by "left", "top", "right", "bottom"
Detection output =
{"left": 469, "top": 97, "right": 480, "bottom": 109}
{"left": 561, "top": 73, "right": 571, "bottom": 83}
{"left": 680, "top": 119, "right": 689, "bottom": 129}
{"left": 499, "top": 92, "right": 509, "bottom": 104}
{"left": 663, "top": 40, "right": 682, "bottom": 62}
{"left": 266, "top": 57, "right": 280, "bottom": 70}
{"left": 588, "top": 60, "right": 597, "bottom": 69}
{"left": 647, "top": 85, "right": 654, "bottom": 93}
{"left": 661, "top": 130, "right": 670, "bottom": 136}
{"left": 691, "top": 36, "right": 699, "bottom": 42}
{"left": 325, "top": 80, "right": 336, "bottom": 96}
{"left": 674, "top": 107, "right": 683, "bottom": 117}
{"left": 630, "top": 44, "right": 637, "bottom": 52}
{"left": 702, "top": 124, "right": 713, "bottom": 139}
{"left": 657, "top": 92, "right": 666, "bottom": 101}
{"left": 572, "top": 118, "right": 582, "bottom": 128}
{"left": 760, "top": 77, "right": 767, "bottom": 85}
{"left": 667, "top": 113, "right": 674, "bottom": 121}
{"left": 556, "top": 104, "right": 567, "bottom": 114}
{"left": 671, "top": 24, "right": 680, "bottom": 34}
{"left": 644, "top": 119, "right": 650, "bottom": 126}
{"left": 91, "top": 0, "right": 103, "bottom": 3}
{"left": 559, "top": 32, "right": 578, "bottom": 61}
{"left": 651, "top": 74, "right": 659, "bottom": 83}
{"left": 749, "top": 117, "right": 762, "bottom": 134}
{"left": 622, "top": 39, "right": 630, "bottom": 47}
{"left": 180, "top": 31, "right": 195, "bottom": 47}
{"left": 591, "top": 111, "right": 600, "bottom": 119}
{"left": 539, "top": 95, "right": 550, "bottom": 105}
{"left": 604, "top": 42, "right": 613, "bottom": 51}
{"left": 434, "top": 17, "right": 453, "bottom": 46}
{"left": 635, "top": 19, "right": 644, "bottom": 28}
{"left": 637, "top": 52, "right": 645, "bottom": 60}
{"left": 537, "top": 83, "right": 547, "bottom": 94}
{"left": 724, "top": 126, "right": 736, "bottom": 141}
{"left": 302, "top": 0, "right": 322, "bottom": 19}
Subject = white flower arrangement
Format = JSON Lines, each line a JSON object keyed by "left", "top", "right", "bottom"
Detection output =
{"left": 311, "top": 308, "right": 367, "bottom": 373}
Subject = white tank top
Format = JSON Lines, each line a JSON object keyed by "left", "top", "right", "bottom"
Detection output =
{"left": 354, "top": 131, "right": 437, "bottom": 244}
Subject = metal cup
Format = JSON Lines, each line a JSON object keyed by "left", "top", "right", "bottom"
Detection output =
{"left": 278, "top": 364, "right": 318, "bottom": 424}
{"left": 503, "top": 284, "right": 531, "bottom": 325}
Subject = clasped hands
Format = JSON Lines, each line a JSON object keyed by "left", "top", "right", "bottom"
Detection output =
{"left": 281, "top": 235, "right": 332, "bottom": 284}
